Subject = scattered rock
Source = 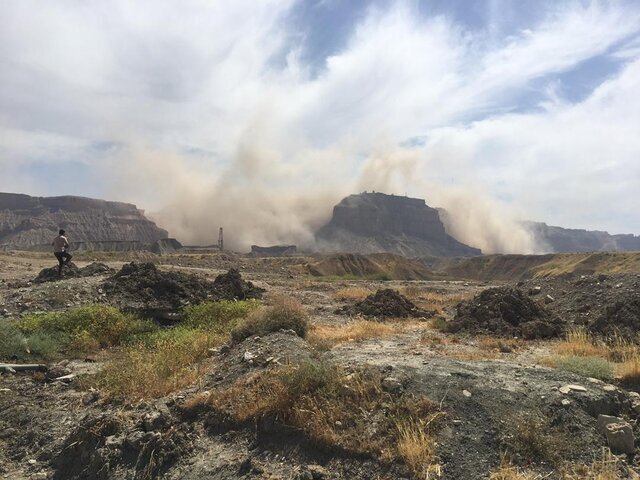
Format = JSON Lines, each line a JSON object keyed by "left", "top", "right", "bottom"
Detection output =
{"left": 560, "top": 384, "right": 587, "bottom": 394}
{"left": 604, "top": 421, "right": 635, "bottom": 454}
{"left": 382, "top": 377, "right": 403, "bottom": 393}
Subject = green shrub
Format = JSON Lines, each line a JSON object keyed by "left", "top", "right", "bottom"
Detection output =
{"left": 0, "top": 322, "right": 67, "bottom": 361}
{"left": 231, "top": 297, "right": 309, "bottom": 343}
{"left": 555, "top": 355, "right": 615, "bottom": 380}
{"left": 19, "top": 304, "right": 155, "bottom": 352}
{"left": 282, "top": 361, "right": 340, "bottom": 398}
{"left": 0, "top": 322, "right": 28, "bottom": 360}
{"left": 182, "top": 300, "right": 258, "bottom": 332}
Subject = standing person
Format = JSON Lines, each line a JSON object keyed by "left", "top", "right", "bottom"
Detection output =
{"left": 52, "top": 229, "right": 72, "bottom": 276}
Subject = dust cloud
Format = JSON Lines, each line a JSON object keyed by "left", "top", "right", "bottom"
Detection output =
{"left": 109, "top": 139, "right": 538, "bottom": 254}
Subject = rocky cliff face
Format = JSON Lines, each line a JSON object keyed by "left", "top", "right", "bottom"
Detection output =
{"left": 316, "top": 192, "right": 481, "bottom": 257}
{"left": 524, "top": 221, "right": 640, "bottom": 253}
{"left": 0, "top": 192, "right": 168, "bottom": 248}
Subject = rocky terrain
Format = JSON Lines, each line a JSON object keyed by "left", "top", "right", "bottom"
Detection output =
{"left": 1, "top": 250, "right": 640, "bottom": 479}
{"left": 0, "top": 193, "right": 169, "bottom": 249}
{"left": 316, "top": 192, "right": 481, "bottom": 257}
{"left": 525, "top": 221, "right": 640, "bottom": 253}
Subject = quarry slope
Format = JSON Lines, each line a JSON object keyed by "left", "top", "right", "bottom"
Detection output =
{"left": 426, "top": 251, "right": 640, "bottom": 280}
{"left": 0, "top": 192, "right": 168, "bottom": 249}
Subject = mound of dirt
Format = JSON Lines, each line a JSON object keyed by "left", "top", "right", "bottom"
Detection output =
{"left": 33, "top": 262, "right": 115, "bottom": 283}
{"left": 79, "top": 262, "right": 115, "bottom": 276}
{"left": 339, "top": 288, "right": 435, "bottom": 319}
{"left": 211, "top": 268, "right": 265, "bottom": 301}
{"left": 588, "top": 295, "right": 640, "bottom": 338}
{"left": 447, "top": 287, "right": 563, "bottom": 339}
{"left": 102, "top": 263, "right": 264, "bottom": 312}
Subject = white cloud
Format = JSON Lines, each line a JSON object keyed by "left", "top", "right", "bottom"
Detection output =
{"left": 1, "top": 0, "right": 639, "bottom": 249}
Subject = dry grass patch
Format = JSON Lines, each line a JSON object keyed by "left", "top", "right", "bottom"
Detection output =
{"left": 231, "top": 296, "right": 309, "bottom": 342}
{"left": 477, "top": 336, "right": 523, "bottom": 353}
{"left": 193, "top": 361, "right": 444, "bottom": 474}
{"left": 489, "top": 454, "right": 537, "bottom": 480}
{"left": 556, "top": 328, "right": 609, "bottom": 358}
{"left": 89, "top": 328, "right": 225, "bottom": 400}
{"left": 559, "top": 448, "right": 619, "bottom": 480}
{"left": 308, "top": 320, "right": 402, "bottom": 349}
{"left": 550, "top": 327, "right": 640, "bottom": 383}
{"left": 396, "top": 418, "right": 443, "bottom": 479}
{"left": 334, "top": 287, "right": 372, "bottom": 300}
{"left": 416, "top": 291, "right": 474, "bottom": 313}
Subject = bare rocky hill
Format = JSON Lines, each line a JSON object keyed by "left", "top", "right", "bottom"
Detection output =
{"left": 524, "top": 221, "right": 640, "bottom": 253}
{"left": 0, "top": 192, "right": 168, "bottom": 249}
{"left": 316, "top": 192, "right": 481, "bottom": 257}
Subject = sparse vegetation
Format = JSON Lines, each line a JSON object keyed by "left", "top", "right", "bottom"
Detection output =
{"left": 89, "top": 327, "right": 223, "bottom": 399}
{"left": 0, "top": 305, "right": 156, "bottom": 360}
{"left": 87, "top": 300, "right": 257, "bottom": 399}
{"left": 308, "top": 320, "right": 402, "bottom": 349}
{"left": 191, "top": 360, "right": 443, "bottom": 474}
{"left": 396, "top": 418, "right": 441, "bottom": 479}
{"left": 182, "top": 299, "right": 259, "bottom": 331}
{"left": 231, "top": 296, "right": 309, "bottom": 342}
{"left": 554, "top": 355, "right": 615, "bottom": 380}
{"left": 503, "top": 412, "right": 570, "bottom": 467}
{"left": 477, "top": 336, "right": 523, "bottom": 353}
{"left": 551, "top": 327, "right": 640, "bottom": 382}
{"left": 416, "top": 290, "right": 474, "bottom": 313}
{"left": 19, "top": 304, "right": 154, "bottom": 349}
{"left": 334, "top": 287, "right": 372, "bottom": 300}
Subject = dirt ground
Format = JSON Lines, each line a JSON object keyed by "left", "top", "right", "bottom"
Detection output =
{"left": 1, "top": 251, "right": 640, "bottom": 479}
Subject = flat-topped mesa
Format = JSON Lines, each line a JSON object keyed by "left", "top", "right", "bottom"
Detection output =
{"left": 0, "top": 192, "right": 169, "bottom": 249}
{"left": 523, "top": 221, "right": 640, "bottom": 253}
{"left": 316, "top": 192, "right": 481, "bottom": 257}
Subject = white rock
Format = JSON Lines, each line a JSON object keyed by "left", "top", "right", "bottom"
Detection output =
{"left": 243, "top": 351, "right": 256, "bottom": 362}
{"left": 597, "top": 414, "right": 624, "bottom": 435}
{"left": 560, "top": 384, "right": 586, "bottom": 394}
{"left": 462, "top": 390, "right": 472, "bottom": 397}
{"left": 605, "top": 422, "right": 635, "bottom": 454}
{"left": 381, "top": 377, "right": 403, "bottom": 393}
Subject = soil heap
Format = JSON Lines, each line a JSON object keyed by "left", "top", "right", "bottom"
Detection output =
{"left": 211, "top": 268, "right": 266, "bottom": 301}
{"left": 34, "top": 262, "right": 115, "bottom": 283}
{"left": 447, "top": 287, "right": 563, "bottom": 339}
{"left": 102, "top": 263, "right": 263, "bottom": 312}
{"left": 339, "top": 288, "right": 434, "bottom": 319}
{"left": 589, "top": 295, "right": 640, "bottom": 339}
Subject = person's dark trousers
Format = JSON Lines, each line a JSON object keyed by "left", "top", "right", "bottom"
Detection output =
{"left": 54, "top": 252, "right": 72, "bottom": 275}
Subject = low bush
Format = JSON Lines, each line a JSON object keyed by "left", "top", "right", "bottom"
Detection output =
{"left": 555, "top": 355, "right": 615, "bottom": 381}
{"left": 231, "top": 296, "right": 309, "bottom": 343}
{"left": 89, "top": 327, "right": 224, "bottom": 399}
{"left": 182, "top": 300, "right": 258, "bottom": 331}
{"left": 0, "top": 320, "right": 69, "bottom": 361}
{"left": 19, "top": 304, "right": 154, "bottom": 350}
{"left": 198, "top": 360, "right": 443, "bottom": 475}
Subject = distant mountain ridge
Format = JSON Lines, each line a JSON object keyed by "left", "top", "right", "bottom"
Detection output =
{"left": 524, "top": 221, "right": 640, "bottom": 253}
{"left": 316, "top": 192, "right": 481, "bottom": 257}
{"left": 0, "top": 192, "right": 168, "bottom": 248}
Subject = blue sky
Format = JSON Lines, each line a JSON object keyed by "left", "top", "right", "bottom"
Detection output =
{"left": 1, "top": 0, "right": 639, "bottom": 251}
